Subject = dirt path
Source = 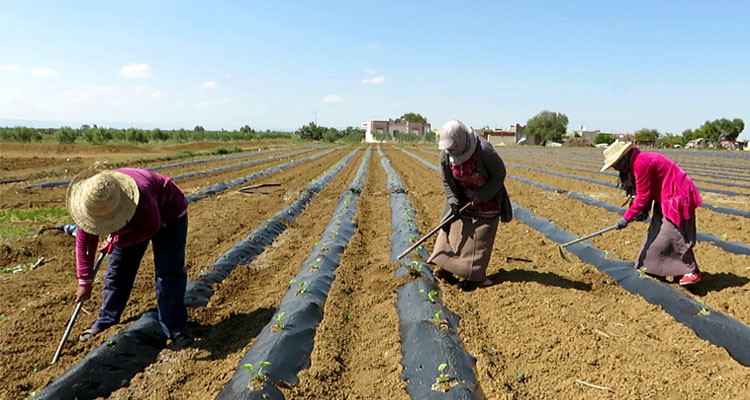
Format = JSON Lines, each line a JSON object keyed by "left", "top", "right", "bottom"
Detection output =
{"left": 384, "top": 146, "right": 750, "bottom": 399}
{"left": 287, "top": 149, "right": 409, "bottom": 399}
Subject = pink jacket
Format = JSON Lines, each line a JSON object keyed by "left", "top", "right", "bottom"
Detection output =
{"left": 75, "top": 169, "right": 188, "bottom": 286}
{"left": 623, "top": 149, "right": 702, "bottom": 227}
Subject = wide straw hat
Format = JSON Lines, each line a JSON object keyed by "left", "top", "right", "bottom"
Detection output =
{"left": 600, "top": 141, "right": 634, "bottom": 172}
{"left": 66, "top": 169, "right": 139, "bottom": 235}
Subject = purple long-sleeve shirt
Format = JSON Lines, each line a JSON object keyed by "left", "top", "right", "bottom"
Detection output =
{"left": 75, "top": 169, "right": 188, "bottom": 286}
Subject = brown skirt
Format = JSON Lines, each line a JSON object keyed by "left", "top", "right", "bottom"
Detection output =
{"left": 636, "top": 204, "right": 699, "bottom": 277}
{"left": 427, "top": 216, "right": 499, "bottom": 282}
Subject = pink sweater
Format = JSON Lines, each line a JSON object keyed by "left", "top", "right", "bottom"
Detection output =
{"left": 75, "top": 169, "right": 188, "bottom": 286}
{"left": 623, "top": 149, "right": 702, "bottom": 227}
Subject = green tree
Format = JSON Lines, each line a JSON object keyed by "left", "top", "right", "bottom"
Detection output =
{"left": 683, "top": 118, "right": 745, "bottom": 141}
{"left": 296, "top": 122, "right": 327, "bottom": 141}
{"left": 525, "top": 110, "right": 569, "bottom": 142}
{"left": 634, "top": 128, "right": 660, "bottom": 144}
{"left": 194, "top": 125, "right": 205, "bottom": 132}
{"left": 658, "top": 133, "right": 685, "bottom": 148}
{"left": 400, "top": 113, "right": 427, "bottom": 124}
{"left": 55, "top": 126, "right": 77, "bottom": 144}
{"left": 594, "top": 133, "right": 616, "bottom": 145}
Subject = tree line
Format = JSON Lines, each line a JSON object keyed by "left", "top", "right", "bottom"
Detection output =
{"left": 524, "top": 111, "right": 744, "bottom": 147}
{"left": 0, "top": 125, "right": 292, "bottom": 144}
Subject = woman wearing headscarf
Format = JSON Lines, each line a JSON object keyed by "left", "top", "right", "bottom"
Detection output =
{"left": 427, "top": 120, "right": 513, "bottom": 287}
{"left": 601, "top": 141, "right": 703, "bottom": 285}
{"left": 67, "top": 167, "right": 193, "bottom": 348}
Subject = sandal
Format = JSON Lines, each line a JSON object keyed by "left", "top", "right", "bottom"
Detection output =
{"left": 434, "top": 269, "right": 459, "bottom": 285}
{"left": 170, "top": 332, "right": 194, "bottom": 350}
{"left": 78, "top": 327, "right": 102, "bottom": 342}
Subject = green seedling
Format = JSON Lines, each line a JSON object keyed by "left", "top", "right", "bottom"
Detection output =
{"left": 427, "top": 290, "right": 438, "bottom": 303}
{"left": 271, "top": 312, "right": 286, "bottom": 332}
{"left": 638, "top": 267, "right": 648, "bottom": 278}
{"left": 721, "top": 233, "right": 729, "bottom": 240}
{"left": 433, "top": 310, "right": 443, "bottom": 322}
{"left": 296, "top": 281, "right": 307, "bottom": 295}
{"left": 0, "top": 314, "right": 8, "bottom": 323}
{"left": 289, "top": 279, "right": 298, "bottom": 285}
{"left": 345, "top": 315, "right": 353, "bottom": 323}
{"left": 697, "top": 299, "right": 710, "bottom": 315}
{"left": 241, "top": 361, "right": 272, "bottom": 383}
{"left": 432, "top": 362, "right": 454, "bottom": 392}
{"left": 417, "top": 289, "right": 425, "bottom": 294}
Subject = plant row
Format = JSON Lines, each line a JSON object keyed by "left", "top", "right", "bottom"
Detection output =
{"left": 217, "top": 147, "right": 371, "bottom": 399}
{"left": 378, "top": 147, "right": 482, "bottom": 399}
{"left": 398, "top": 147, "right": 750, "bottom": 368}
{"left": 21, "top": 146, "right": 311, "bottom": 189}
{"left": 36, "top": 148, "right": 361, "bottom": 400}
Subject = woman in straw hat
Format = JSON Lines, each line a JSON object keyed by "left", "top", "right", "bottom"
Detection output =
{"left": 427, "top": 120, "right": 513, "bottom": 288}
{"left": 67, "top": 167, "right": 193, "bottom": 348}
{"left": 601, "top": 141, "right": 703, "bottom": 285}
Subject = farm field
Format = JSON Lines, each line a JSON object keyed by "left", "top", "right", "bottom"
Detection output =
{"left": 0, "top": 141, "right": 749, "bottom": 399}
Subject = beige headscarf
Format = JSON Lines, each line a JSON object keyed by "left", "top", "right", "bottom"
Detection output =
{"left": 438, "top": 120, "right": 478, "bottom": 165}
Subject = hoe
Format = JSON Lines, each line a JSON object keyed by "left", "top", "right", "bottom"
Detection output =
{"left": 557, "top": 224, "right": 618, "bottom": 262}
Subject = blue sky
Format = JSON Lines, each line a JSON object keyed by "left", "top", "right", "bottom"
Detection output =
{"left": 1, "top": 1, "right": 749, "bottom": 139}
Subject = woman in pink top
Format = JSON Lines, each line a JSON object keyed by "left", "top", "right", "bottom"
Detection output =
{"left": 67, "top": 167, "right": 192, "bottom": 348}
{"left": 601, "top": 142, "right": 703, "bottom": 285}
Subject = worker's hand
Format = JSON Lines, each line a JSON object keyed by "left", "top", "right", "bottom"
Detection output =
{"left": 98, "top": 237, "right": 115, "bottom": 254}
{"left": 76, "top": 285, "right": 92, "bottom": 303}
{"left": 471, "top": 198, "right": 481, "bottom": 207}
{"left": 449, "top": 203, "right": 460, "bottom": 218}
{"left": 615, "top": 217, "right": 629, "bottom": 230}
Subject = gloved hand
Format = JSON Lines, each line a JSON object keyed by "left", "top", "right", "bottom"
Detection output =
{"left": 449, "top": 203, "right": 460, "bottom": 219}
{"left": 441, "top": 204, "right": 460, "bottom": 234}
{"left": 615, "top": 217, "right": 629, "bottom": 229}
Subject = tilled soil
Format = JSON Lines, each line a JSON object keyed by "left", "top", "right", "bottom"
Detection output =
{"left": 286, "top": 149, "right": 409, "bottom": 399}
{"left": 104, "top": 149, "right": 366, "bottom": 399}
{"left": 0, "top": 145, "right": 351, "bottom": 398}
{"left": 2, "top": 143, "right": 748, "bottom": 399}
{"left": 0, "top": 140, "right": 290, "bottom": 181}
{"left": 384, "top": 146, "right": 750, "bottom": 400}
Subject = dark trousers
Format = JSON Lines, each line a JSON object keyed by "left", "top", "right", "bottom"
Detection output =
{"left": 94, "top": 214, "right": 188, "bottom": 338}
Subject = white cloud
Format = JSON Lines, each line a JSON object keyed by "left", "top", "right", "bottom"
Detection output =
{"left": 201, "top": 81, "right": 217, "bottom": 89}
{"left": 364, "top": 68, "right": 377, "bottom": 74}
{"left": 151, "top": 90, "right": 167, "bottom": 99}
{"left": 1, "top": 64, "right": 21, "bottom": 72}
{"left": 362, "top": 76, "right": 385, "bottom": 84}
{"left": 323, "top": 94, "right": 343, "bottom": 103}
{"left": 218, "top": 97, "right": 232, "bottom": 104}
{"left": 195, "top": 101, "right": 213, "bottom": 110}
{"left": 30, "top": 67, "right": 57, "bottom": 78}
{"left": 120, "top": 63, "right": 152, "bottom": 78}
{"left": 366, "top": 43, "right": 380, "bottom": 49}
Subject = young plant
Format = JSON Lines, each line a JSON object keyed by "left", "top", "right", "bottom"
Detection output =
{"left": 431, "top": 362, "right": 454, "bottom": 392}
{"left": 271, "top": 312, "right": 286, "bottom": 332}
{"left": 638, "top": 267, "right": 648, "bottom": 278}
{"left": 697, "top": 299, "right": 710, "bottom": 316}
{"left": 433, "top": 310, "right": 443, "bottom": 322}
{"left": 241, "top": 361, "right": 272, "bottom": 384}
{"left": 296, "top": 281, "right": 307, "bottom": 295}
{"left": 427, "top": 290, "right": 438, "bottom": 303}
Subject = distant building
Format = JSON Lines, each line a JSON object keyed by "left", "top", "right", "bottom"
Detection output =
{"left": 476, "top": 124, "right": 525, "bottom": 146}
{"left": 362, "top": 118, "right": 432, "bottom": 143}
{"left": 565, "top": 127, "right": 600, "bottom": 145}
